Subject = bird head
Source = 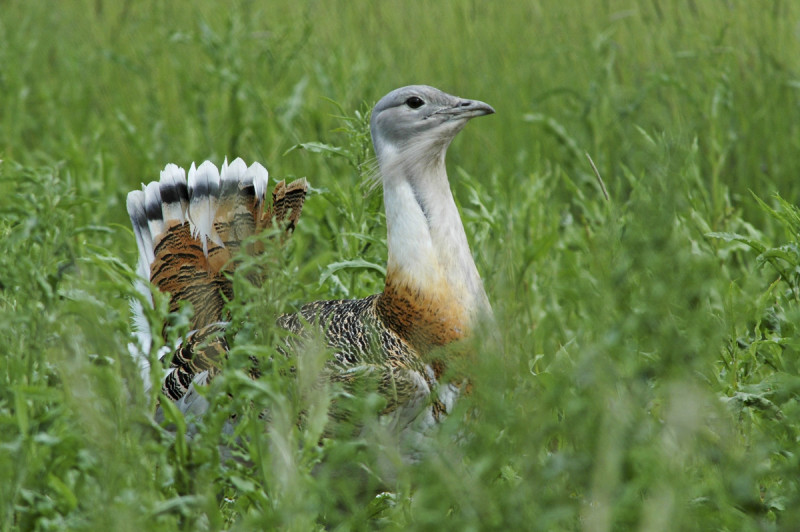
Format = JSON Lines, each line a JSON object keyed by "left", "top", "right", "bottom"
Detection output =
{"left": 370, "top": 85, "right": 494, "bottom": 171}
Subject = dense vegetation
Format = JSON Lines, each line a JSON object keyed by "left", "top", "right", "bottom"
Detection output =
{"left": 2, "top": 1, "right": 800, "bottom": 529}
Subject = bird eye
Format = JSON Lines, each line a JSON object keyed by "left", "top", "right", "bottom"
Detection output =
{"left": 405, "top": 96, "right": 424, "bottom": 109}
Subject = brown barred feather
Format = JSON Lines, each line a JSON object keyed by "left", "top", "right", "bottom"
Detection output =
{"left": 162, "top": 323, "right": 228, "bottom": 402}
{"left": 267, "top": 178, "right": 308, "bottom": 234}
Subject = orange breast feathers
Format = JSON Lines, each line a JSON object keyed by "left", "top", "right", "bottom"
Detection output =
{"left": 376, "top": 267, "right": 472, "bottom": 353}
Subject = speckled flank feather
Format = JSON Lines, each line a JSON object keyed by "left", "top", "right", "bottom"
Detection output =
{"left": 277, "top": 296, "right": 455, "bottom": 429}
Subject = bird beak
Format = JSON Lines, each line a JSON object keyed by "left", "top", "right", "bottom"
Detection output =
{"left": 446, "top": 99, "right": 496, "bottom": 119}
{"left": 423, "top": 97, "right": 495, "bottom": 122}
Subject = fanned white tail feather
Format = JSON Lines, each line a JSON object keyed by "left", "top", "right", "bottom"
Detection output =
{"left": 126, "top": 188, "right": 157, "bottom": 387}
{"left": 220, "top": 156, "right": 244, "bottom": 193}
{"left": 246, "top": 161, "right": 269, "bottom": 209}
{"left": 187, "top": 161, "right": 223, "bottom": 257}
{"left": 159, "top": 164, "right": 188, "bottom": 224}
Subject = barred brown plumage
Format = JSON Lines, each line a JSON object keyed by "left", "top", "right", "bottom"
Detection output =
{"left": 127, "top": 85, "right": 495, "bottom": 446}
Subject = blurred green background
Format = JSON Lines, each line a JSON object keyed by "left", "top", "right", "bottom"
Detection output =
{"left": 2, "top": 0, "right": 800, "bottom": 530}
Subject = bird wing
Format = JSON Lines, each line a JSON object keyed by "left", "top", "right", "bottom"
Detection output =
{"left": 277, "top": 296, "right": 448, "bottom": 426}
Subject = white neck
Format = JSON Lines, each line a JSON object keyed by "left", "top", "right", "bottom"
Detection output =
{"left": 380, "top": 143, "right": 490, "bottom": 321}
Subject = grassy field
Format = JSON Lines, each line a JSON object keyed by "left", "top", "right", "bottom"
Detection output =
{"left": 2, "top": 0, "right": 800, "bottom": 529}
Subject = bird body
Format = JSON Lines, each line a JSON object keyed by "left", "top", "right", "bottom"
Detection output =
{"left": 127, "top": 85, "right": 494, "bottom": 439}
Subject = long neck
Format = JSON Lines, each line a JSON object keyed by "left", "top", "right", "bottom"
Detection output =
{"left": 377, "top": 146, "right": 490, "bottom": 348}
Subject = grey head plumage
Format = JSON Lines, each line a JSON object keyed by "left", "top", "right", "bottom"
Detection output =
{"left": 370, "top": 85, "right": 495, "bottom": 174}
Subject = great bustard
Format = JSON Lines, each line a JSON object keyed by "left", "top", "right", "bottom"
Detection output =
{"left": 127, "top": 85, "right": 495, "bottom": 434}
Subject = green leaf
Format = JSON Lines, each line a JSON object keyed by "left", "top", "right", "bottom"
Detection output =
{"left": 319, "top": 259, "right": 386, "bottom": 287}
{"left": 706, "top": 231, "right": 767, "bottom": 253}
{"left": 285, "top": 142, "right": 352, "bottom": 161}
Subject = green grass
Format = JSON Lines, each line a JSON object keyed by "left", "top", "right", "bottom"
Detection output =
{"left": 2, "top": 0, "right": 800, "bottom": 529}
